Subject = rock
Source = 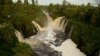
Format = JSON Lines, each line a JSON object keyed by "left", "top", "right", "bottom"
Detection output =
{"left": 31, "top": 38, "right": 62, "bottom": 56}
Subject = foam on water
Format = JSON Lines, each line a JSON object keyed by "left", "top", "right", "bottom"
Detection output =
{"left": 50, "top": 39, "right": 86, "bottom": 56}
{"left": 15, "top": 11, "right": 86, "bottom": 56}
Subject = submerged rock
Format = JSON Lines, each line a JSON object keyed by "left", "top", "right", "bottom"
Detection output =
{"left": 31, "top": 38, "right": 62, "bottom": 56}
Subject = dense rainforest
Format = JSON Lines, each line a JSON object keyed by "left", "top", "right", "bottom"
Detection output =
{"left": 0, "top": 0, "right": 100, "bottom": 56}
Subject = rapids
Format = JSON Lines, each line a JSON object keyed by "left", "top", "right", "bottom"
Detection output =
{"left": 15, "top": 11, "right": 86, "bottom": 56}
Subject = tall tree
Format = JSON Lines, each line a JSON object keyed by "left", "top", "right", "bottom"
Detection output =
{"left": 62, "top": 0, "right": 67, "bottom": 5}
{"left": 35, "top": 0, "right": 38, "bottom": 5}
{"left": 32, "top": 0, "right": 35, "bottom": 5}
{"left": 0, "top": 0, "right": 13, "bottom": 23}
{"left": 17, "top": 0, "right": 22, "bottom": 4}
{"left": 95, "top": 0, "right": 100, "bottom": 6}
{"left": 62, "top": 0, "right": 70, "bottom": 5}
{"left": 24, "top": 0, "right": 28, "bottom": 5}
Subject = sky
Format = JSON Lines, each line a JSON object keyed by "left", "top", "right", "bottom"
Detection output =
{"left": 13, "top": 0, "right": 96, "bottom": 5}
{"left": 38, "top": 0, "right": 95, "bottom": 5}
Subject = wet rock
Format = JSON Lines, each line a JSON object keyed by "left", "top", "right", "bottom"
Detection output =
{"left": 32, "top": 41, "right": 62, "bottom": 56}
{"left": 50, "top": 31, "right": 67, "bottom": 46}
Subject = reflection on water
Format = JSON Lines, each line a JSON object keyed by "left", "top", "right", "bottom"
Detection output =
{"left": 50, "top": 39, "right": 86, "bottom": 56}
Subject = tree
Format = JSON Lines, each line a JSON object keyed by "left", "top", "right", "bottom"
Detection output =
{"left": 95, "top": 0, "right": 100, "bottom": 6}
{"left": 17, "top": 0, "right": 22, "bottom": 4}
{"left": 0, "top": 23, "right": 18, "bottom": 56}
{"left": 62, "top": 0, "right": 67, "bottom": 5}
{"left": 62, "top": 0, "right": 70, "bottom": 5}
{"left": 35, "top": 0, "right": 38, "bottom": 5}
{"left": 0, "top": 0, "right": 13, "bottom": 23}
{"left": 24, "top": 0, "right": 28, "bottom": 5}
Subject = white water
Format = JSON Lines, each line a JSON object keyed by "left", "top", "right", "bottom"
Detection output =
{"left": 50, "top": 39, "right": 86, "bottom": 56}
{"left": 15, "top": 11, "right": 86, "bottom": 56}
{"left": 32, "top": 13, "right": 86, "bottom": 56}
{"left": 15, "top": 30, "right": 86, "bottom": 56}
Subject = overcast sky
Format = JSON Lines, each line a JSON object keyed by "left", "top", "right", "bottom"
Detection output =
{"left": 38, "top": 0, "right": 95, "bottom": 5}
{"left": 13, "top": 0, "right": 96, "bottom": 5}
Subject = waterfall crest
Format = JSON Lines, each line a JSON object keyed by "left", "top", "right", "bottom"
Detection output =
{"left": 32, "top": 21, "right": 43, "bottom": 32}
{"left": 15, "top": 11, "right": 86, "bottom": 56}
{"left": 32, "top": 11, "right": 68, "bottom": 33}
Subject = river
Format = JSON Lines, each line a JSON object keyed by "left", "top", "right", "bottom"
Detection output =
{"left": 50, "top": 39, "right": 86, "bottom": 56}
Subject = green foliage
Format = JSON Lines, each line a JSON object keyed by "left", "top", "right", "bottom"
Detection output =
{"left": 47, "top": 3, "right": 100, "bottom": 27}
{"left": 0, "top": 0, "right": 39, "bottom": 56}
{"left": 13, "top": 43, "right": 33, "bottom": 56}
{"left": 0, "top": 23, "right": 33, "bottom": 56}
{"left": 0, "top": 23, "right": 18, "bottom": 56}
{"left": 47, "top": 2, "right": 100, "bottom": 56}
{"left": 0, "top": 0, "right": 100, "bottom": 56}
{"left": 10, "top": 0, "right": 41, "bottom": 37}
{"left": 70, "top": 19, "right": 100, "bottom": 56}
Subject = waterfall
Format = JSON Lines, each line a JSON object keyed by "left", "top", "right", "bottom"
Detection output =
{"left": 15, "top": 11, "right": 86, "bottom": 56}
{"left": 32, "top": 21, "right": 43, "bottom": 32}
{"left": 15, "top": 30, "right": 25, "bottom": 42}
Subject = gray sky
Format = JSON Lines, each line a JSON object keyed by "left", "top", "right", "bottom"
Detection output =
{"left": 38, "top": 0, "right": 95, "bottom": 5}
{"left": 13, "top": 0, "right": 96, "bottom": 5}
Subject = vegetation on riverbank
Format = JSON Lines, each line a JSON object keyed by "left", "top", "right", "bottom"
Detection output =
{"left": 0, "top": 0, "right": 100, "bottom": 56}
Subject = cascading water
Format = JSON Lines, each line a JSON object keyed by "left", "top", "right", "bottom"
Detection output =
{"left": 50, "top": 39, "right": 86, "bottom": 56}
{"left": 15, "top": 11, "right": 86, "bottom": 56}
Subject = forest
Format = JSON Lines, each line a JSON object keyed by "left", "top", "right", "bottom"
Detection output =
{"left": 0, "top": 0, "right": 100, "bottom": 56}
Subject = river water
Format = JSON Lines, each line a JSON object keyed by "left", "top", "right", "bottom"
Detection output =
{"left": 15, "top": 29, "right": 86, "bottom": 56}
{"left": 15, "top": 11, "right": 86, "bottom": 56}
{"left": 50, "top": 39, "right": 86, "bottom": 56}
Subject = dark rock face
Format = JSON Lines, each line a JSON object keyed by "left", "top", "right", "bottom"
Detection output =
{"left": 32, "top": 42, "right": 62, "bottom": 56}
{"left": 50, "top": 31, "right": 67, "bottom": 46}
